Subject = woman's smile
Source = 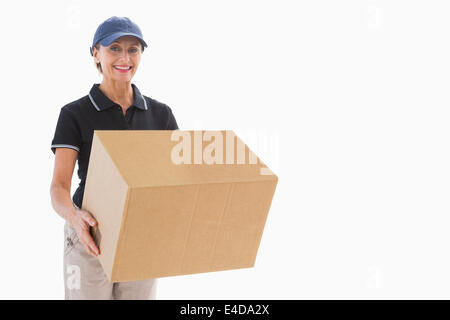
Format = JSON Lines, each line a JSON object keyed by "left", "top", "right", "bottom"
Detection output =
{"left": 113, "top": 65, "right": 132, "bottom": 73}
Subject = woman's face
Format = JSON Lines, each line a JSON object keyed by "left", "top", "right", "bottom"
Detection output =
{"left": 92, "top": 35, "right": 142, "bottom": 82}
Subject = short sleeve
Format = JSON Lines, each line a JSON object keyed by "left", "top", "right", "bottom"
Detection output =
{"left": 51, "top": 108, "right": 82, "bottom": 154}
{"left": 165, "top": 105, "right": 179, "bottom": 130}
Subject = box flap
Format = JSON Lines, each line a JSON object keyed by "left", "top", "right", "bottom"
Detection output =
{"left": 95, "top": 130, "right": 277, "bottom": 188}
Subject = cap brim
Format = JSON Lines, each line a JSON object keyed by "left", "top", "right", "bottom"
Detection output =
{"left": 99, "top": 32, "right": 148, "bottom": 49}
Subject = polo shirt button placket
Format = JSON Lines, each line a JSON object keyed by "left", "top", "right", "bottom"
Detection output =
{"left": 125, "top": 108, "right": 134, "bottom": 129}
{"left": 116, "top": 106, "right": 128, "bottom": 127}
{"left": 117, "top": 107, "right": 127, "bottom": 129}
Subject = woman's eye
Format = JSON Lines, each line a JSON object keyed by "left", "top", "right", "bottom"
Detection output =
{"left": 111, "top": 46, "right": 120, "bottom": 51}
{"left": 129, "top": 48, "right": 138, "bottom": 53}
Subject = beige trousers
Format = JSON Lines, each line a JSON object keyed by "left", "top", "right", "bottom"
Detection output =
{"left": 63, "top": 204, "right": 157, "bottom": 300}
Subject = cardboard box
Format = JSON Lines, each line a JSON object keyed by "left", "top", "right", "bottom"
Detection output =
{"left": 82, "top": 130, "right": 278, "bottom": 282}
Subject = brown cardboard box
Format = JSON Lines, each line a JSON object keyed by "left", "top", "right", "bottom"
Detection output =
{"left": 82, "top": 130, "right": 278, "bottom": 282}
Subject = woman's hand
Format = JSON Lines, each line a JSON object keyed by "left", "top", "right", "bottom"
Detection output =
{"left": 67, "top": 208, "right": 100, "bottom": 257}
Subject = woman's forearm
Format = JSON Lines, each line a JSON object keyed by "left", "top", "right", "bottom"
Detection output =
{"left": 50, "top": 184, "right": 77, "bottom": 223}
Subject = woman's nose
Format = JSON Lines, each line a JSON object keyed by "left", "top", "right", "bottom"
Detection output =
{"left": 118, "top": 50, "right": 131, "bottom": 61}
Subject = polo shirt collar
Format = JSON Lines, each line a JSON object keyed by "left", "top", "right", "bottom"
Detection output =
{"left": 88, "top": 83, "right": 148, "bottom": 111}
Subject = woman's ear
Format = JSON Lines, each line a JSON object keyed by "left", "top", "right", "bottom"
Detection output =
{"left": 92, "top": 47, "right": 99, "bottom": 62}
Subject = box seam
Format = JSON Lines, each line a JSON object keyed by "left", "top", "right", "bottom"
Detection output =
{"left": 178, "top": 184, "right": 201, "bottom": 273}
{"left": 208, "top": 183, "right": 234, "bottom": 270}
{"left": 130, "top": 178, "right": 278, "bottom": 190}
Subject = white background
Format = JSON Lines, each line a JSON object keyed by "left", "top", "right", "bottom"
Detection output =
{"left": 0, "top": 0, "right": 449, "bottom": 299}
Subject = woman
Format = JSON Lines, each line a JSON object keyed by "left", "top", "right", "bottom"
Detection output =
{"left": 50, "top": 16, "right": 178, "bottom": 300}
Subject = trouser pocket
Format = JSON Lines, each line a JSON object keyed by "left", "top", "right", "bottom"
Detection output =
{"left": 64, "top": 221, "right": 79, "bottom": 255}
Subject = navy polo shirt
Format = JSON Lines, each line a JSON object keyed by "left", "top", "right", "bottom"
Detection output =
{"left": 51, "top": 83, "right": 179, "bottom": 208}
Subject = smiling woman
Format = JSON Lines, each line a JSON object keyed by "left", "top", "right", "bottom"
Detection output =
{"left": 49, "top": 16, "right": 179, "bottom": 300}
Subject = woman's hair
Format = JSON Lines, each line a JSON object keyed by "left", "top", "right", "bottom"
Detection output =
{"left": 93, "top": 42, "right": 144, "bottom": 74}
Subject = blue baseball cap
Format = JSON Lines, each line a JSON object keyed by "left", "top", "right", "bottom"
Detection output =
{"left": 90, "top": 16, "right": 148, "bottom": 56}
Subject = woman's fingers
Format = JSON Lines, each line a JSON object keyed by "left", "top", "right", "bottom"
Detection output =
{"left": 84, "top": 243, "right": 97, "bottom": 257}
{"left": 79, "top": 209, "right": 97, "bottom": 227}
{"left": 72, "top": 209, "right": 100, "bottom": 256}
{"left": 79, "top": 228, "right": 100, "bottom": 256}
